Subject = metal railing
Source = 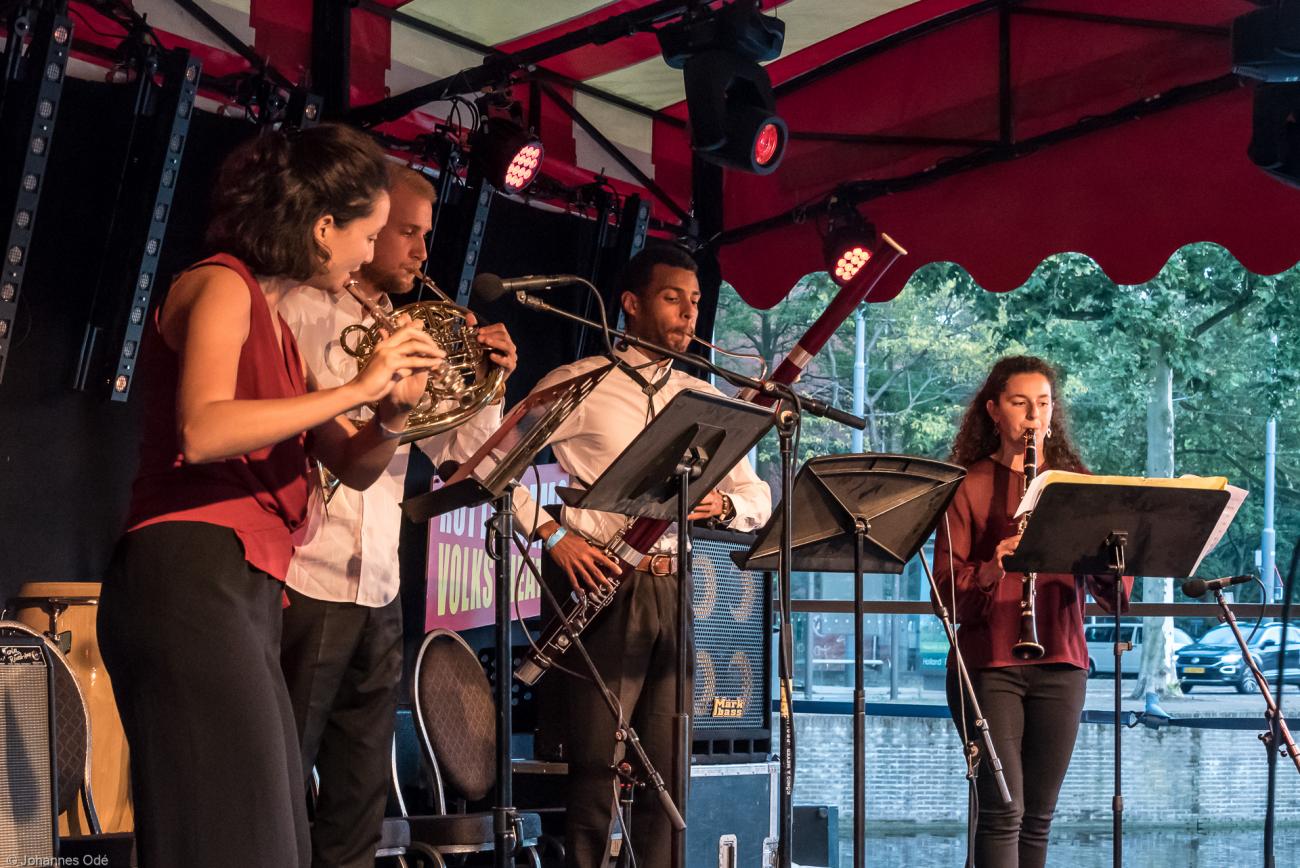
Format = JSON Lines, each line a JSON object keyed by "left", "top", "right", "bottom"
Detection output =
{"left": 792, "top": 600, "right": 1293, "bottom": 619}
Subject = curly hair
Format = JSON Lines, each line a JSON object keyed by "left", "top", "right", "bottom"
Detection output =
{"left": 204, "top": 123, "right": 390, "bottom": 280}
{"left": 949, "top": 355, "right": 1087, "bottom": 472}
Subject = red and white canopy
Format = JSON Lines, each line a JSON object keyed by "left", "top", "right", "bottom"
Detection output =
{"left": 66, "top": 1, "right": 1300, "bottom": 307}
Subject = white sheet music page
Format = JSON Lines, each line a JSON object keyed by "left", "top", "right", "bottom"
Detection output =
{"left": 1192, "top": 484, "right": 1248, "bottom": 575}
{"left": 1012, "top": 471, "right": 1247, "bottom": 575}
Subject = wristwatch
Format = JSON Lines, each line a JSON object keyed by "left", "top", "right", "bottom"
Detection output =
{"left": 719, "top": 493, "right": 736, "bottom": 524}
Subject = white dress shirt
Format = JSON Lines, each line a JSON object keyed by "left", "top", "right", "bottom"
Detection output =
{"left": 280, "top": 287, "right": 502, "bottom": 608}
{"left": 512, "top": 344, "right": 772, "bottom": 554}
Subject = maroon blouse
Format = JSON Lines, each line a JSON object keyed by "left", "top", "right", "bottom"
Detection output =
{"left": 126, "top": 254, "right": 310, "bottom": 581}
{"left": 932, "top": 457, "right": 1134, "bottom": 671}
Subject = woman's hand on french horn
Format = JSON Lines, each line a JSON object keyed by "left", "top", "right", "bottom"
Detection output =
{"left": 349, "top": 318, "right": 445, "bottom": 407}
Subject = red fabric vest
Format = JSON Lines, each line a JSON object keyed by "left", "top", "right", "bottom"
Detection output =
{"left": 126, "top": 254, "right": 310, "bottom": 581}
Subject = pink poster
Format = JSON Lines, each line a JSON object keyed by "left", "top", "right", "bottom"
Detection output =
{"left": 424, "top": 463, "right": 569, "bottom": 632}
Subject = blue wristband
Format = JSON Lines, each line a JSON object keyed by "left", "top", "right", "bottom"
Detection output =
{"left": 544, "top": 526, "right": 569, "bottom": 551}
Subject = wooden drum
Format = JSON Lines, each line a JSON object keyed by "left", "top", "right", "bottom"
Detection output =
{"left": 9, "top": 581, "right": 133, "bottom": 834}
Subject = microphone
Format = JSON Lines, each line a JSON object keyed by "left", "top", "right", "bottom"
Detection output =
{"left": 1181, "top": 574, "right": 1254, "bottom": 598}
{"left": 472, "top": 273, "right": 577, "bottom": 303}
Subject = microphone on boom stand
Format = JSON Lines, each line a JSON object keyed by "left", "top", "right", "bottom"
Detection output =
{"left": 472, "top": 272, "right": 580, "bottom": 302}
{"left": 1181, "top": 574, "right": 1253, "bottom": 598}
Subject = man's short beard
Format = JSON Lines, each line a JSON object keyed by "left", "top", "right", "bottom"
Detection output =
{"left": 357, "top": 261, "right": 413, "bottom": 297}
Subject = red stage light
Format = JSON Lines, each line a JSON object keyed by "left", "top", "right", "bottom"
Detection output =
{"left": 503, "top": 142, "right": 543, "bottom": 193}
{"left": 823, "top": 204, "right": 877, "bottom": 287}
{"left": 754, "top": 122, "right": 782, "bottom": 167}
{"left": 832, "top": 245, "right": 872, "bottom": 285}
{"left": 470, "top": 119, "right": 545, "bottom": 194}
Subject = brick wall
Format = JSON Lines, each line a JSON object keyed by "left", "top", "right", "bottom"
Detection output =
{"left": 793, "top": 712, "right": 1300, "bottom": 833}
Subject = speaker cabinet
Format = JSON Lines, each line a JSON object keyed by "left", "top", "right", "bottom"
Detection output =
{"left": 691, "top": 529, "right": 771, "bottom": 760}
{"left": 687, "top": 761, "right": 778, "bottom": 867}
{"left": 0, "top": 633, "right": 57, "bottom": 861}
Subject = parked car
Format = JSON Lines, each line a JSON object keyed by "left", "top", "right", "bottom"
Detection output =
{"left": 1176, "top": 622, "right": 1300, "bottom": 694}
{"left": 1084, "top": 622, "right": 1194, "bottom": 677}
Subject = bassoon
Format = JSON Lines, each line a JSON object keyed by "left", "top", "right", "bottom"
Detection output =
{"left": 514, "top": 235, "right": 908, "bottom": 685}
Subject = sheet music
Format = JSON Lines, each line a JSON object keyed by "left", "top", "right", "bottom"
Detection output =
{"left": 1014, "top": 470, "right": 1230, "bottom": 518}
{"left": 1012, "top": 471, "right": 1247, "bottom": 576}
{"left": 1191, "top": 484, "right": 1248, "bottom": 576}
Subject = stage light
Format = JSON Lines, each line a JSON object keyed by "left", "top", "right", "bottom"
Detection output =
{"left": 1233, "top": 1, "right": 1300, "bottom": 82}
{"left": 1248, "top": 82, "right": 1300, "bottom": 188}
{"left": 681, "top": 50, "right": 787, "bottom": 174}
{"left": 0, "top": 4, "right": 70, "bottom": 386}
{"left": 754, "top": 122, "right": 782, "bottom": 168}
{"left": 823, "top": 205, "right": 877, "bottom": 287}
{"left": 660, "top": 1, "right": 787, "bottom": 175}
{"left": 469, "top": 118, "right": 544, "bottom": 195}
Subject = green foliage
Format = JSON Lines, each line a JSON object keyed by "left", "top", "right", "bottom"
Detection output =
{"left": 712, "top": 243, "right": 1300, "bottom": 599}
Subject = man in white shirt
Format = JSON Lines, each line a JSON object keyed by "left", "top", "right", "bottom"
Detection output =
{"left": 279, "top": 165, "right": 517, "bottom": 868}
{"left": 514, "top": 243, "right": 772, "bottom": 868}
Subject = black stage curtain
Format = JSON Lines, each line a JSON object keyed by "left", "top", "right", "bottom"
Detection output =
{"left": 0, "top": 81, "right": 707, "bottom": 626}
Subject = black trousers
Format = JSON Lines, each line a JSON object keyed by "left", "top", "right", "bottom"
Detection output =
{"left": 946, "top": 662, "right": 1088, "bottom": 868}
{"left": 538, "top": 560, "right": 689, "bottom": 868}
{"left": 98, "top": 522, "right": 310, "bottom": 868}
{"left": 280, "top": 588, "right": 404, "bottom": 868}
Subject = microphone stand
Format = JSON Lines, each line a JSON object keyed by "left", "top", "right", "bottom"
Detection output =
{"left": 506, "top": 286, "right": 865, "bottom": 868}
{"left": 506, "top": 530, "right": 686, "bottom": 855}
{"left": 507, "top": 285, "right": 866, "bottom": 431}
{"left": 917, "top": 552, "right": 1013, "bottom": 868}
{"left": 1206, "top": 586, "right": 1300, "bottom": 867}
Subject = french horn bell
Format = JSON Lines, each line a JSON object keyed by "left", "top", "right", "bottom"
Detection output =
{"left": 339, "top": 275, "right": 506, "bottom": 444}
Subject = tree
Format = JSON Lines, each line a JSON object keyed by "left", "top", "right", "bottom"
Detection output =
{"left": 969, "top": 244, "right": 1300, "bottom": 698}
{"left": 710, "top": 243, "right": 1300, "bottom": 696}
{"left": 712, "top": 267, "right": 1008, "bottom": 495}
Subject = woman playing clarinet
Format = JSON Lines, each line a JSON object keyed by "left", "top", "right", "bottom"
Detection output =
{"left": 934, "top": 355, "right": 1133, "bottom": 868}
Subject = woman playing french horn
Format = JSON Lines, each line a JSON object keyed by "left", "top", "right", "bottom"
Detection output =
{"left": 97, "top": 124, "right": 443, "bottom": 868}
{"left": 934, "top": 355, "right": 1133, "bottom": 868}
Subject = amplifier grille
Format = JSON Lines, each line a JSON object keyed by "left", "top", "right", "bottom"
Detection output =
{"left": 691, "top": 532, "right": 769, "bottom": 734}
{"left": 0, "top": 641, "right": 54, "bottom": 860}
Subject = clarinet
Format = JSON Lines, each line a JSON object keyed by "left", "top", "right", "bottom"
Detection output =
{"left": 1011, "top": 428, "right": 1046, "bottom": 660}
{"left": 514, "top": 235, "right": 908, "bottom": 686}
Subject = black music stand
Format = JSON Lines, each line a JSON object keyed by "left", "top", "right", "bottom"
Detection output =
{"left": 558, "top": 389, "right": 774, "bottom": 868}
{"left": 399, "top": 363, "right": 612, "bottom": 868}
{"left": 402, "top": 363, "right": 614, "bottom": 523}
{"left": 1003, "top": 481, "right": 1231, "bottom": 868}
{"left": 735, "top": 454, "right": 967, "bottom": 868}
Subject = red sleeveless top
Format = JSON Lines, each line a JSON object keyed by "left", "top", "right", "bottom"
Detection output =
{"left": 126, "top": 254, "right": 311, "bottom": 581}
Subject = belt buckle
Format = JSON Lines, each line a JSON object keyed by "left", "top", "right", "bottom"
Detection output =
{"left": 649, "top": 554, "right": 673, "bottom": 576}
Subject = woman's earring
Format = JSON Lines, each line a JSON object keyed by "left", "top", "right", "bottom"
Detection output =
{"left": 1046, "top": 427, "right": 1053, "bottom": 439}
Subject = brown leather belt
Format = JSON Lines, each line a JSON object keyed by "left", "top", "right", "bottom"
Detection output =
{"left": 636, "top": 554, "right": 678, "bottom": 576}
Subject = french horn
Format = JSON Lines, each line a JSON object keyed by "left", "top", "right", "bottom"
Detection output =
{"left": 339, "top": 275, "right": 506, "bottom": 444}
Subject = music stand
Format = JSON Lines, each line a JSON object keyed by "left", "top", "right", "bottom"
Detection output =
{"left": 399, "top": 362, "right": 613, "bottom": 868}
{"left": 1003, "top": 481, "right": 1232, "bottom": 868}
{"left": 735, "top": 454, "right": 967, "bottom": 868}
{"left": 402, "top": 363, "right": 615, "bottom": 522}
{"left": 559, "top": 389, "right": 774, "bottom": 868}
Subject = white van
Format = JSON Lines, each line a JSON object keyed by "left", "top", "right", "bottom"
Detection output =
{"left": 1084, "top": 621, "right": 1194, "bottom": 676}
